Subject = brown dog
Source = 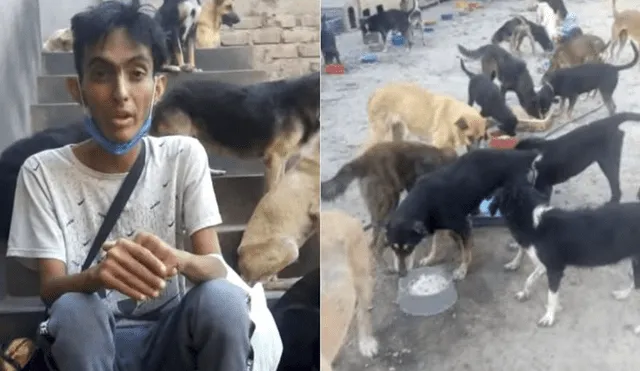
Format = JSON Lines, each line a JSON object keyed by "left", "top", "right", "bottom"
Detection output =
{"left": 321, "top": 141, "right": 458, "bottom": 259}
{"left": 0, "top": 338, "right": 37, "bottom": 371}
{"left": 608, "top": 0, "right": 640, "bottom": 62}
{"left": 320, "top": 210, "right": 378, "bottom": 371}
{"left": 196, "top": 0, "right": 240, "bottom": 48}
{"left": 150, "top": 72, "right": 320, "bottom": 192}
{"left": 42, "top": 28, "right": 73, "bottom": 52}
{"left": 237, "top": 135, "right": 319, "bottom": 287}
{"left": 364, "top": 82, "right": 491, "bottom": 152}
{"left": 544, "top": 34, "right": 609, "bottom": 78}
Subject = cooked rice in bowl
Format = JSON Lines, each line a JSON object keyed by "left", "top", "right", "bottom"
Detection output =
{"left": 408, "top": 273, "right": 450, "bottom": 296}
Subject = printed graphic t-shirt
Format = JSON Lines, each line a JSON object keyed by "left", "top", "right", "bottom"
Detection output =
{"left": 7, "top": 135, "right": 222, "bottom": 323}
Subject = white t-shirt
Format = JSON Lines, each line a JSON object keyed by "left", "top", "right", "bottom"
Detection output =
{"left": 7, "top": 135, "right": 222, "bottom": 323}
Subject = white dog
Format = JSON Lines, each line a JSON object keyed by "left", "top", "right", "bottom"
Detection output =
{"left": 536, "top": 1, "right": 559, "bottom": 42}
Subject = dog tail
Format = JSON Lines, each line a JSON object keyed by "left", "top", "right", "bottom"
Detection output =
{"left": 321, "top": 158, "right": 368, "bottom": 201}
{"left": 459, "top": 58, "right": 475, "bottom": 78}
{"left": 611, "top": 0, "right": 619, "bottom": 18}
{"left": 457, "top": 44, "right": 485, "bottom": 59}
{"left": 614, "top": 41, "right": 639, "bottom": 71}
{"left": 611, "top": 112, "right": 640, "bottom": 126}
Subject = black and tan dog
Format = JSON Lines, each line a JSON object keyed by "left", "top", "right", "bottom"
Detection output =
{"left": 321, "top": 141, "right": 458, "bottom": 258}
{"left": 458, "top": 43, "right": 542, "bottom": 119}
{"left": 195, "top": 0, "right": 240, "bottom": 48}
{"left": 384, "top": 148, "right": 541, "bottom": 278}
{"left": 360, "top": 7, "right": 424, "bottom": 52}
{"left": 491, "top": 16, "right": 554, "bottom": 55}
{"left": 150, "top": 72, "right": 320, "bottom": 192}
{"left": 155, "top": 0, "right": 202, "bottom": 73}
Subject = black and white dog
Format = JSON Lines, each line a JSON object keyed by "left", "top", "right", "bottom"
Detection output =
{"left": 490, "top": 176, "right": 640, "bottom": 329}
{"left": 155, "top": 0, "right": 202, "bottom": 72}
{"left": 360, "top": 1, "right": 425, "bottom": 51}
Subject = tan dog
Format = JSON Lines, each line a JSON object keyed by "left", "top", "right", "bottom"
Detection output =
{"left": 364, "top": 82, "right": 490, "bottom": 152}
{"left": 608, "top": 0, "right": 640, "bottom": 62}
{"left": 196, "top": 0, "right": 240, "bottom": 48}
{"left": 0, "top": 338, "right": 37, "bottom": 371}
{"left": 237, "top": 135, "right": 319, "bottom": 288}
{"left": 42, "top": 28, "right": 73, "bottom": 52}
{"left": 544, "top": 34, "right": 609, "bottom": 77}
{"left": 320, "top": 210, "right": 378, "bottom": 371}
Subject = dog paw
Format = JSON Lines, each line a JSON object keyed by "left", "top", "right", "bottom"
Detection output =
{"left": 504, "top": 260, "right": 520, "bottom": 271}
{"left": 209, "top": 168, "right": 227, "bottom": 175}
{"left": 452, "top": 266, "right": 468, "bottom": 281}
{"left": 537, "top": 312, "right": 556, "bottom": 327}
{"left": 163, "top": 65, "right": 181, "bottom": 73}
{"left": 180, "top": 64, "right": 197, "bottom": 72}
{"left": 358, "top": 336, "right": 379, "bottom": 358}
{"left": 418, "top": 257, "right": 433, "bottom": 266}
{"left": 506, "top": 241, "right": 520, "bottom": 251}
{"left": 515, "top": 290, "right": 530, "bottom": 301}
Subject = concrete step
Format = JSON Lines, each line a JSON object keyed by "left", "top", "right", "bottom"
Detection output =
{"left": 41, "top": 46, "right": 254, "bottom": 75}
{"left": 2, "top": 225, "right": 318, "bottom": 297}
{"left": 37, "top": 69, "right": 267, "bottom": 104}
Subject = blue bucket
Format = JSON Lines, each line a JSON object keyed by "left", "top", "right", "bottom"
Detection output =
{"left": 360, "top": 53, "right": 378, "bottom": 63}
{"left": 391, "top": 33, "right": 405, "bottom": 46}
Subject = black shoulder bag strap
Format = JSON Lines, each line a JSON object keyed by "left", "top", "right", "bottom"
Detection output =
{"left": 81, "top": 140, "right": 147, "bottom": 271}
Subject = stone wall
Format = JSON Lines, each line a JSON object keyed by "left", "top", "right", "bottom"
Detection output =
{"left": 220, "top": 0, "right": 320, "bottom": 80}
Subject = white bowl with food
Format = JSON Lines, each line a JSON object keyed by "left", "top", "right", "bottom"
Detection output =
{"left": 396, "top": 265, "right": 458, "bottom": 317}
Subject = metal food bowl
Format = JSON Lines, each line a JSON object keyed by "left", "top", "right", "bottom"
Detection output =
{"left": 397, "top": 264, "right": 458, "bottom": 317}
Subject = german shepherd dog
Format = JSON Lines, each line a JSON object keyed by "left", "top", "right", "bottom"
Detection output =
{"left": 155, "top": 0, "right": 202, "bottom": 73}
{"left": 321, "top": 141, "right": 458, "bottom": 257}
{"left": 195, "top": 0, "right": 240, "bottom": 48}
{"left": 150, "top": 72, "right": 320, "bottom": 192}
{"left": 384, "top": 148, "right": 541, "bottom": 278}
{"left": 491, "top": 16, "right": 554, "bottom": 54}
{"left": 458, "top": 44, "right": 543, "bottom": 119}
{"left": 489, "top": 176, "right": 640, "bottom": 328}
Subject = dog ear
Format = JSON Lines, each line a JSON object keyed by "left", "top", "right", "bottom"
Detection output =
{"left": 412, "top": 221, "right": 427, "bottom": 235}
{"left": 454, "top": 118, "right": 469, "bottom": 130}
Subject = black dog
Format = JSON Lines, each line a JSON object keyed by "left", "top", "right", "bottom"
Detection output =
{"left": 458, "top": 43, "right": 542, "bottom": 118}
{"left": 538, "top": 41, "right": 639, "bottom": 118}
{"left": 514, "top": 112, "right": 640, "bottom": 204}
{"left": 360, "top": 9, "right": 416, "bottom": 51}
{"left": 460, "top": 59, "right": 518, "bottom": 136}
{"left": 540, "top": 0, "right": 568, "bottom": 19}
{"left": 491, "top": 16, "right": 554, "bottom": 53}
{"left": 0, "top": 123, "right": 89, "bottom": 241}
{"left": 154, "top": 0, "right": 201, "bottom": 72}
{"left": 489, "top": 176, "right": 640, "bottom": 328}
{"left": 321, "top": 15, "right": 341, "bottom": 65}
{"left": 384, "top": 148, "right": 541, "bottom": 278}
{"left": 271, "top": 268, "right": 320, "bottom": 371}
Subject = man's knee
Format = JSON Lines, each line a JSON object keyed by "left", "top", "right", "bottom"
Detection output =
{"left": 48, "top": 293, "right": 112, "bottom": 335}
{"left": 186, "top": 279, "right": 252, "bottom": 334}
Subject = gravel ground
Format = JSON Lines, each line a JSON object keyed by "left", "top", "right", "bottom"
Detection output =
{"left": 320, "top": 0, "right": 640, "bottom": 370}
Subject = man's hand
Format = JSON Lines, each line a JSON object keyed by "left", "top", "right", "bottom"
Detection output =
{"left": 133, "top": 232, "right": 182, "bottom": 277}
{"left": 96, "top": 238, "right": 171, "bottom": 301}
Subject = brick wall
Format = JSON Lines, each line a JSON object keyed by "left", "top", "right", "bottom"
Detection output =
{"left": 221, "top": 0, "right": 320, "bottom": 79}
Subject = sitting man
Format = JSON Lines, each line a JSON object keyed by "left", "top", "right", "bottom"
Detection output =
{"left": 6, "top": 1, "right": 253, "bottom": 370}
{"left": 557, "top": 12, "right": 582, "bottom": 44}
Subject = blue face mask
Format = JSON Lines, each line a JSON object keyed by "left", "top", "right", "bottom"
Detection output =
{"left": 78, "top": 78, "right": 157, "bottom": 156}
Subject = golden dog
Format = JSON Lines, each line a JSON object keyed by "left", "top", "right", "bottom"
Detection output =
{"left": 364, "top": 82, "right": 490, "bottom": 152}
{"left": 320, "top": 210, "right": 378, "bottom": 371}
{"left": 0, "top": 338, "right": 37, "bottom": 371}
{"left": 196, "top": 0, "right": 240, "bottom": 48}
{"left": 237, "top": 135, "right": 319, "bottom": 288}
{"left": 42, "top": 28, "right": 73, "bottom": 52}
{"left": 608, "top": 0, "right": 640, "bottom": 63}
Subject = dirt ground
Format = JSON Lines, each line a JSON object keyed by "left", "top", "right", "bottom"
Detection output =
{"left": 320, "top": 0, "right": 640, "bottom": 370}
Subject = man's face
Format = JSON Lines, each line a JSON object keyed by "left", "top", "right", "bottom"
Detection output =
{"left": 69, "top": 28, "right": 165, "bottom": 143}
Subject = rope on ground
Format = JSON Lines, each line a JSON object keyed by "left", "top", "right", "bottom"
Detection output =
{"left": 543, "top": 103, "right": 604, "bottom": 138}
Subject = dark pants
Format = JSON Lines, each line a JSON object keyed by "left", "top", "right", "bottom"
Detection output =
{"left": 46, "top": 279, "right": 253, "bottom": 371}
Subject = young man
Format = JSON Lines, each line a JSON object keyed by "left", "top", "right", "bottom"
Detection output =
{"left": 6, "top": 1, "right": 253, "bottom": 370}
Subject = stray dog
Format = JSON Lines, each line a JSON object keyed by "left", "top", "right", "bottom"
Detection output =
{"left": 195, "top": 0, "right": 240, "bottom": 48}
{"left": 543, "top": 34, "right": 609, "bottom": 78}
{"left": 460, "top": 59, "right": 518, "bottom": 136}
{"left": 364, "top": 82, "right": 491, "bottom": 151}
{"left": 537, "top": 1, "right": 560, "bottom": 42}
{"left": 384, "top": 148, "right": 541, "bottom": 278}
{"left": 512, "top": 112, "right": 640, "bottom": 224}
{"left": 359, "top": 8, "right": 424, "bottom": 52}
{"left": 458, "top": 44, "right": 543, "bottom": 118}
{"left": 400, "top": 0, "right": 426, "bottom": 46}
{"left": 320, "top": 141, "right": 458, "bottom": 255}
{"left": 608, "top": 0, "right": 640, "bottom": 63}
{"left": 320, "top": 210, "right": 378, "bottom": 371}
{"left": 0, "top": 338, "right": 38, "bottom": 371}
{"left": 489, "top": 176, "right": 640, "bottom": 328}
{"left": 271, "top": 268, "right": 320, "bottom": 371}
{"left": 150, "top": 72, "right": 320, "bottom": 192}
{"left": 539, "top": 0, "right": 568, "bottom": 19}
{"left": 491, "top": 16, "right": 554, "bottom": 54}
{"left": 538, "top": 41, "right": 639, "bottom": 118}
{"left": 42, "top": 28, "right": 73, "bottom": 52}
{"left": 0, "top": 123, "right": 89, "bottom": 241}
{"left": 155, "top": 0, "right": 203, "bottom": 73}
{"left": 321, "top": 15, "right": 341, "bottom": 65}
{"left": 237, "top": 135, "right": 319, "bottom": 286}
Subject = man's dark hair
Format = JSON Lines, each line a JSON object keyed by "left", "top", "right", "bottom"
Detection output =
{"left": 70, "top": 0, "right": 168, "bottom": 80}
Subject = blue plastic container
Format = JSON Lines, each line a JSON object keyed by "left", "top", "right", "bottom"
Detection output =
{"left": 360, "top": 53, "right": 378, "bottom": 63}
{"left": 391, "top": 33, "right": 405, "bottom": 46}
